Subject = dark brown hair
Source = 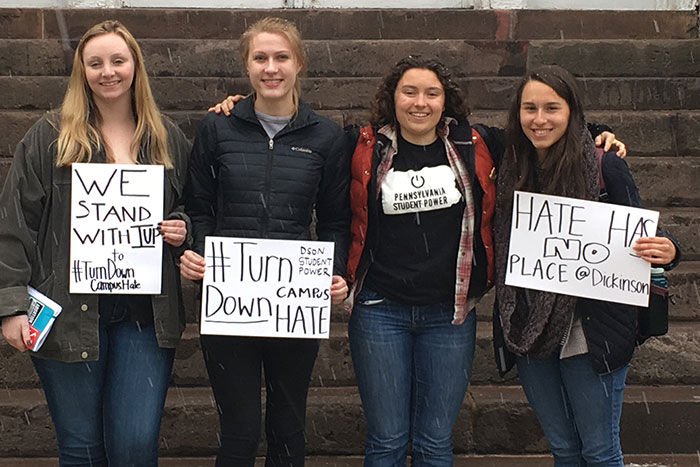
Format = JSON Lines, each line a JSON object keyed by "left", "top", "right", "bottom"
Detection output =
{"left": 369, "top": 55, "right": 469, "bottom": 130}
{"left": 503, "top": 64, "right": 586, "bottom": 198}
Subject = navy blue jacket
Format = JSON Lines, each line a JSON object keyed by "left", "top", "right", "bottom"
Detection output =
{"left": 494, "top": 151, "right": 681, "bottom": 375}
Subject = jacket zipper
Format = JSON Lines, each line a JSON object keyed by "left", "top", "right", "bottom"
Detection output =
{"left": 261, "top": 138, "right": 274, "bottom": 237}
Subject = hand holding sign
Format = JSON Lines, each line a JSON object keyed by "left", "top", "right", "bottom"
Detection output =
{"left": 330, "top": 275, "right": 349, "bottom": 305}
{"left": 158, "top": 219, "right": 186, "bottom": 247}
{"left": 180, "top": 250, "right": 206, "bottom": 280}
{"left": 632, "top": 236, "right": 677, "bottom": 264}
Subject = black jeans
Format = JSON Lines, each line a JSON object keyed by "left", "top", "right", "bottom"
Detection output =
{"left": 201, "top": 335, "right": 319, "bottom": 467}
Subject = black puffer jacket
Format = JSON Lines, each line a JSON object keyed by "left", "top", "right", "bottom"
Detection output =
{"left": 185, "top": 97, "right": 351, "bottom": 275}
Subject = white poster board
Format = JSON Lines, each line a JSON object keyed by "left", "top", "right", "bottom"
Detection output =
{"left": 505, "top": 191, "right": 659, "bottom": 306}
{"left": 200, "top": 237, "right": 335, "bottom": 339}
{"left": 69, "top": 163, "right": 164, "bottom": 294}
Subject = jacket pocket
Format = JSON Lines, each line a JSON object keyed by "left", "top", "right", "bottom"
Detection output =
{"left": 31, "top": 271, "right": 56, "bottom": 297}
{"left": 356, "top": 287, "right": 385, "bottom": 306}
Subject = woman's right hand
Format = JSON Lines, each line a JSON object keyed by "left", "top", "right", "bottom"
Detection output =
{"left": 180, "top": 250, "right": 206, "bottom": 280}
{"left": 1, "top": 314, "right": 30, "bottom": 352}
{"left": 208, "top": 95, "right": 244, "bottom": 116}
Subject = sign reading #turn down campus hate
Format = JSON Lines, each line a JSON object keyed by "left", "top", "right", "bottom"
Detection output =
{"left": 69, "top": 163, "right": 164, "bottom": 294}
{"left": 506, "top": 191, "right": 659, "bottom": 307}
{"left": 200, "top": 237, "right": 335, "bottom": 339}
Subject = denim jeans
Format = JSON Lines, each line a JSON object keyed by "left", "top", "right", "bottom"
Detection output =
{"left": 348, "top": 287, "right": 477, "bottom": 467}
{"left": 31, "top": 300, "right": 175, "bottom": 467}
{"left": 516, "top": 352, "right": 628, "bottom": 467}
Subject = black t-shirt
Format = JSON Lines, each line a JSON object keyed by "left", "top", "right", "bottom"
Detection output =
{"left": 364, "top": 135, "right": 465, "bottom": 305}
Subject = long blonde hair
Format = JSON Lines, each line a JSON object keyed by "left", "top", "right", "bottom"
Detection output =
{"left": 238, "top": 17, "right": 306, "bottom": 112}
{"left": 56, "top": 20, "right": 172, "bottom": 168}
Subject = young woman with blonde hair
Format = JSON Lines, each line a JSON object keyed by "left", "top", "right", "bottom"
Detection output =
{"left": 0, "top": 20, "right": 191, "bottom": 466}
{"left": 180, "top": 17, "right": 350, "bottom": 466}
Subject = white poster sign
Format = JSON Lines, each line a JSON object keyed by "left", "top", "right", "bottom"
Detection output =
{"left": 69, "top": 163, "right": 164, "bottom": 294}
{"left": 505, "top": 191, "right": 659, "bottom": 306}
{"left": 200, "top": 237, "right": 335, "bottom": 339}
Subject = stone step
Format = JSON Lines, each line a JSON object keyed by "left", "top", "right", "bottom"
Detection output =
{"left": 1, "top": 39, "right": 529, "bottom": 78}
{"left": 528, "top": 39, "right": 700, "bottom": 78}
{"left": 3, "top": 318, "right": 699, "bottom": 390}
{"left": 625, "top": 157, "right": 700, "bottom": 206}
{"left": 4, "top": 38, "right": 700, "bottom": 79}
{"left": 659, "top": 208, "right": 700, "bottom": 261}
{"left": 1, "top": 9, "right": 694, "bottom": 41}
{"left": 3, "top": 454, "right": 700, "bottom": 466}
{"left": 4, "top": 76, "right": 700, "bottom": 113}
{"left": 1, "top": 385, "right": 698, "bottom": 457}
{"left": 4, "top": 110, "right": 700, "bottom": 159}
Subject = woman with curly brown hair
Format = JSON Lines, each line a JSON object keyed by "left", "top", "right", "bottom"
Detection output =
{"left": 344, "top": 55, "right": 624, "bottom": 467}
{"left": 344, "top": 55, "right": 495, "bottom": 466}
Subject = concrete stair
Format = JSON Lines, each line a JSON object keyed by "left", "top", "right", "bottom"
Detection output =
{"left": 4, "top": 318, "right": 700, "bottom": 390}
{"left": 1, "top": 385, "right": 700, "bottom": 457}
{"left": 1, "top": 6, "right": 699, "bottom": 464}
{"left": 3, "top": 454, "right": 700, "bottom": 466}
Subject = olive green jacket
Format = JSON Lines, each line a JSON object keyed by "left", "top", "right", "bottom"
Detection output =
{"left": 0, "top": 113, "right": 191, "bottom": 362}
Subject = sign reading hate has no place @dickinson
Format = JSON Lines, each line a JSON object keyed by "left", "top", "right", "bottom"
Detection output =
{"left": 200, "top": 237, "right": 335, "bottom": 339}
{"left": 506, "top": 191, "right": 659, "bottom": 307}
{"left": 70, "top": 163, "right": 164, "bottom": 294}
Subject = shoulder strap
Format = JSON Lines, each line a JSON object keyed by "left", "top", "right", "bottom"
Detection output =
{"left": 473, "top": 123, "right": 504, "bottom": 170}
{"left": 595, "top": 147, "right": 609, "bottom": 202}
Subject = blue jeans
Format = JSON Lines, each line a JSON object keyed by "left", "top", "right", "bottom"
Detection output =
{"left": 348, "top": 287, "right": 477, "bottom": 467}
{"left": 31, "top": 301, "right": 175, "bottom": 467}
{"left": 516, "top": 352, "right": 628, "bottom": 467}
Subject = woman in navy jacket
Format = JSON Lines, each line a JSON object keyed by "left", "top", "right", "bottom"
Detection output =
{"left": 493, "top": 65, "right": 680, "bottom": 466}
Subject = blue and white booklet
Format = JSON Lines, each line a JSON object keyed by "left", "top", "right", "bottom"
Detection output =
{"left": 26, "top": 286, "right": 62, "bottom": 352}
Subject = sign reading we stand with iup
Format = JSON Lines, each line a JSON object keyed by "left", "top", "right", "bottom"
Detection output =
{"left": 69, "top": 163, "right": 164, "bottom": 295}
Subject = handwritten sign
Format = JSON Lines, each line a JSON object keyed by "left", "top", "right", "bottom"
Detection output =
{"left": 69, "top": 163, "right": 164, "bottom": 294}
{"left": 505, "top": 191, "right": 659, "bottom": 306}
{"left": 200, "top": 237, "right": 334, "bottom": 339}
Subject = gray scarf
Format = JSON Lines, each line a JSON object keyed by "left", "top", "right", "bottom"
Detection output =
{"left": 494, "top": 124, "right": 600, "bottom": 358}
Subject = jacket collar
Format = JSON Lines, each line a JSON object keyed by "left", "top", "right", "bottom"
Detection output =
{"left": 232, "top": 95, "right": 320, "bottom": 134}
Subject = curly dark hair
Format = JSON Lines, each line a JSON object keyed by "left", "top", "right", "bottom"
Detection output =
{"left": 503, "top": 64, "right": 587, "bottom": 198}
{"left": 369, "top": 55, "right": 470, "bottom": 130}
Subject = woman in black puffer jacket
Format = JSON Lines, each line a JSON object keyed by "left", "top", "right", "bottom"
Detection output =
{"left": 179, "top": 17, "right": 350, "bottom": 467}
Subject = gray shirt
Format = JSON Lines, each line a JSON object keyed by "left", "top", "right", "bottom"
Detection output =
{"left": 255, "top": 110, "right": 292, "bottom": 139}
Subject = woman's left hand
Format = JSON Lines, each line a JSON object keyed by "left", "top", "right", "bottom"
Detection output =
{"left": 159, "top": 219, "right": 187, "bottom": 247}
{"left": 595, "top": 131, "right": 627, "bottom": 158}
{"left": 330, "top": 275, "right": 349, "bottom": 305}
{"left": 633, "top": 236, "right": 677, "bottom": 265}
